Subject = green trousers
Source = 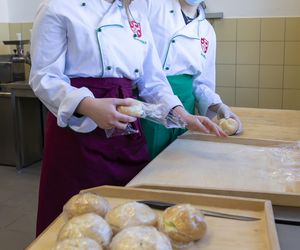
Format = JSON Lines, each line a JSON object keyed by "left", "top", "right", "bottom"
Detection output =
{"left": 142, "top": 74, "right": 195, "bottom": 159}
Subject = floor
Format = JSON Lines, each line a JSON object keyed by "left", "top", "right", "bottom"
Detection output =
{"left": 0, "top": 162, "right": 40, "bottom": 250}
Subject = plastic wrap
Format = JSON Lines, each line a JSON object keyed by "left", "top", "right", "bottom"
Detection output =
{"left": 105, "top": 201, "right": 157, "bottom": 234}
{"left": 158, "top": 204, "right": 207, "bottom": 249}
{"left": 57, "top": 213, "right": 112, "bottom": 248}
{"left": 110, "top": 226, "right": 172, "bottom": 250}
{"left": 63, "top": 192, "right": 111, "bottom": 220}
{"left": 233, "top": 141, "right": 300, "bottom": 192}
{"left": 52, "top": 238, "right": 102, "bottom": 250}
{"left": 105, "top": 100, "right": 187, "bottom": 138}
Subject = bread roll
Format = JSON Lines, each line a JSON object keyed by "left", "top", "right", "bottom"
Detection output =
{"left": 158, "top": 204, "right": 207, "bottom": 248}
{"left": 63, "top": 192, "right": 111, "bottom": 219}
{"left": 219, "top": 118, "right": 238, "bottom": 135}
{"left": 57, "top": 213, "right": 112, "bottom": 248}
{"left": 105, "top": 201, "right": 157, "bottom": 233}
{"left": 110, "top": 226, "right": 172, "bottom": 250}
{"left": 117, "top": 102, "right": 144, "bottom": 117}
{"left": 52, "top": 238, "right": 102, "bottom": 250}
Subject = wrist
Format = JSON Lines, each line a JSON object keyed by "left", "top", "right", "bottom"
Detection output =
{"left": 76, "top": 96, "right": 95, "bottom": 117}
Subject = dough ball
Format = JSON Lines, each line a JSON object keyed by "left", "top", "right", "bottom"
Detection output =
{"left": 117, "top": 102, "right": 144, "bottom": 117}
{"left": 63, "top": 192, "right": 111, "bottom": 219}
{"left": 158, "top": 204, "right": 207, "bottom": 247}
{"left": 105, "top": 201, "right": 157, "bottom": 234}
{"left": 110, "top": 226, "right": 172, "bottom": 250}
{"left": 52, "top": 238, "right": 102, "bottom": 250}
{"left": 219, "top": 118, "right": 238, "bottom": 135}
{"left": 57, "top": 213, "right": 112, "bottom": 248}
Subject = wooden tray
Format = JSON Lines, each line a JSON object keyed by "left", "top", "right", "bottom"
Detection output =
{"left": 26, "top": 186, "right": 279, "bottom": 250}
{"left": 128, "top": 139, "right": 300, "bottom": 207}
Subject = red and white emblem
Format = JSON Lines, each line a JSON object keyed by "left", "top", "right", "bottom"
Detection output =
{"left": 129, "top": 20, "right": 142, "bottom": 38}
{"left": 201, "top": 37, "right": 209, "bottom": 53}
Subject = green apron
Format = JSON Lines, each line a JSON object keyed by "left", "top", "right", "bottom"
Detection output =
{"left": 141, "top": 74, "right": 195, "bottom": 159}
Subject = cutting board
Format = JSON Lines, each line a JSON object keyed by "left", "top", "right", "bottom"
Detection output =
{"left": 26, "top": 186, "right": 279, "bottom": 250}
{"left": 128, "top": 139, "right": 300, "bottom": 207}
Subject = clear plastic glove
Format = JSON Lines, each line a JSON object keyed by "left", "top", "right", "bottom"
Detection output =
{"left": 216, "top": 103, "right": 243, "bottom": 134}
{"left": 173, "top": 106, "right": 227, "bottom": 137}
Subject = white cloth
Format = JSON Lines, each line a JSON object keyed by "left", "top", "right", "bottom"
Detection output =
{"left": 133, "top": 0, "right": 222, "bottom": 118}
{"left": 30, "top": 0, "right": 182, "bottom": 133}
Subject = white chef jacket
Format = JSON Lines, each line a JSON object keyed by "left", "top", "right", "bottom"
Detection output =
{"left": 29, "top": 0, "right": 182, "bottom": 133}
{"left": 133, "top": 0, "right": 222, "bottom": 117}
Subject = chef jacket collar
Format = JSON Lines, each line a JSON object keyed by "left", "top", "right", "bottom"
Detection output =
{"left": 97, "top": 0, "right": 125, "bottom": 28}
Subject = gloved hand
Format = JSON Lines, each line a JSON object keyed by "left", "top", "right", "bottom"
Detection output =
{"left": 216, "top": 103, "right": 243, "bottom": 135}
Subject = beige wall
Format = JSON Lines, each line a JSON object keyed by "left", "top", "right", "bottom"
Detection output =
{"left": 0, "top": 22, "right": 32, "bottom": 54}
{"left": 212, "top": 17, "right": 300, "bottom": 110}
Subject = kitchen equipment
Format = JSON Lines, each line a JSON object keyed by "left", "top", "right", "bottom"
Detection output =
{"left": 1, "top": 40, "right": 30, "bottom": 82}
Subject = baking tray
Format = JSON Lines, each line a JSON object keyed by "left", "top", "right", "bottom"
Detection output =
{"left": 26, "top": 185, "right": 279, "bottom": 250}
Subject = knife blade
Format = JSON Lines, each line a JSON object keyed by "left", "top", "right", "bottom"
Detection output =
{"left": 138, "top": 200, "right": 260, "bottom": 221}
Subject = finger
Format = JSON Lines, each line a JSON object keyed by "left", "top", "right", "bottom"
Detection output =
{"left": 111, "top": 120, "right": 128, "bottom": 130}
{"left": 115, "top": 112, "right": 137, "bottom": 123}
{"left": 203, "top": 119, "right": 227, "bottom": 137}
{"left": 192, "top": 117, "right": 210, "bottom": 134}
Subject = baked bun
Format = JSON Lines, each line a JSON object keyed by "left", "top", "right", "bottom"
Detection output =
{"left": 52, "top": 238, "right": 102, "bottom": 250}
{"left": 63, "top": 192, "right": 111, "bottom": 219}
{"left": 158, "top": 204, "right": 207, "bottom": 248}
{"left": 219, "top": 118, "right": 238, "bottom": 135}
{"left": 110, "top": 226, "right": 172, "bottom": 250}
{"left": 105, "top": 201, "right": 157, "bottom": 233}
{"left": 117, "top": 102, "right": 144, "bottom": 117}
{"left": 57, "top": 213, "right": 112, "bottom": 248}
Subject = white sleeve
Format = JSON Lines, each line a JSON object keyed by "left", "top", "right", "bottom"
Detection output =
{"left": 193, "top": 28, "right": 222, "bottom": 118}
{"left": 29, "top": 4, "right": 96, "bottom": 133}
{"left": 136, "top": 20, "right": 182, "bottom": 111}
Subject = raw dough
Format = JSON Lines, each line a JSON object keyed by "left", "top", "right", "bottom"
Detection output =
{"left": 219, "top": 118, "right": 238, "bottom": 135}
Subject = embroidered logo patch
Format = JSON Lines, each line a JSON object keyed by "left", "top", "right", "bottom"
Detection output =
{"left": 201, "top": 38, "right": 209, "bottom": 54}
{"left": 129, "top": 20, "right": 142, "bottom": 38}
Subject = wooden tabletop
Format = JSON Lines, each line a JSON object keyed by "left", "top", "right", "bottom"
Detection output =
{"left": 231, "top": 107, "right": 300, "bottom": 142}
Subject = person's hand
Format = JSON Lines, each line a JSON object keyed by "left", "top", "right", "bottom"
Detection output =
{"left": 76, "top": 97, "right": 137, "bottom": 130}
{"left": 173, "top": 106, "right": 227, "bottom": 137}
{"left": 216, "top": 103, "right": 243, "bottom": 134}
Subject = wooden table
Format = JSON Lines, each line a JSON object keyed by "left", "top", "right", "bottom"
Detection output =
{"left": 231, "top": 107, "right": 300, "bottom": 142}
{"left": 128, "top": 107, "right": 300, "bottom": 250}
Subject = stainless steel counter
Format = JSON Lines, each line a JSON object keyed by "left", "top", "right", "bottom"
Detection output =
{"left": 0, "top": 82, "right": 44, "bottom": 169}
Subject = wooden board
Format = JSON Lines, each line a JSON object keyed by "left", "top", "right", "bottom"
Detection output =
{"left": 229, "top": 107, "right": 300, "bottom": 142}
{"left": 26, "top": 186, "right": 279, "bottom": 250}
{"left": 128, "top": 139, "right": 300, "bottom": 207}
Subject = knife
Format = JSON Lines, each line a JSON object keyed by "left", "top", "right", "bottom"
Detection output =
{"left": 138, "top": 200, "right": 260, "bottom": 221}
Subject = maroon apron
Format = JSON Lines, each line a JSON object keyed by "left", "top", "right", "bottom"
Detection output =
{"left": 36, "top": 77, "right": 150, "bottom": 236}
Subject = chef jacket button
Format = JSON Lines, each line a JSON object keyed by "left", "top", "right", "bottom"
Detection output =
{"left": 172, "top": 39, "right": 176, "bottom": 43}
{"left": 165, "top": 67, "right": 170, "bottom": 70}
{"left": 134, "top": 69, "right": 139, "bottom": 73}
{"left": 106, "top": 66, "right": 112, "bottom": 70}
{"left": 81, "top": 2, "right": 86, "bottom": 6}
{"left": 170, "top": 10, "right": 174, "bottom": 13}
{"left": 98, "top": 28, "right": 102, "bottom": 32}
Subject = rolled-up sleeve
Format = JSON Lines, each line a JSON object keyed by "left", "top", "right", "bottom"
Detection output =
{"left": 29, "top": 4, "right": 96, "bottom": 133}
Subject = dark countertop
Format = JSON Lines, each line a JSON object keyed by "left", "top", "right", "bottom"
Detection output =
{"left": 0, "top": 81, "right": 36, "bottom": 97}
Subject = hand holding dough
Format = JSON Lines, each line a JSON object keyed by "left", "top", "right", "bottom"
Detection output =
{"left": 218, "top": 118, "right": 238, "bottom": 136}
